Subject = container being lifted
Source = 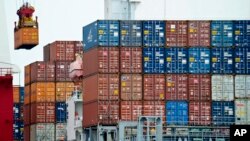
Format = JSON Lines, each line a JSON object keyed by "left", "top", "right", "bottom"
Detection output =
{"left": 14, "top": 2, "right": 39, "bottom": 50}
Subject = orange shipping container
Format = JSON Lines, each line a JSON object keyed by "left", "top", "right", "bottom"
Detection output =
{"left": 24, "top": 85, "right": 30, "bottom": 105}
{"left": 31, "top": 82, "right": 55, "bottom": 103}
{"left": 121, "top": 74, "right": 142, "bottom": 100}
{"left": 13, "top": 86, "right": 20, "bottom": 103}
{"left": 56, "top": 82, "right": 74, "bottom": 102}
{"left": 25, "top": 65, "right": 31, "bottom": 85}
{"left": 14, "top": 27, "right": 39, "bottom": 49}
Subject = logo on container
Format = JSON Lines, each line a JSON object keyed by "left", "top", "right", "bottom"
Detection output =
{"left": 230, "top": 125, "right": 250, "bottom": 140}
{"left": 87, "top": 29, "right": 93, "bottom": 42}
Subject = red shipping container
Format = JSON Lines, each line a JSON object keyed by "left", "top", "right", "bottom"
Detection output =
{"left": 166, "top": 74, "right": 188, "bottom": 100}
{"left": 144, "top": 74, "right": 165, "bottom": 100}
{"left": 46, "top": 62, "right": 55, "bottom": 81}
{"left": 188, "top": 21, "right": 210, "bottom": 47}
{"left": 30, "top": 61, "right": 55, "bottom": 83}
{"left": 55, "top": 61, "right": 71, "bottom": 82}
{"left": 24, "top": 85, "right": 30, "bottom": 104}
{"left": 83, "top": 101, "right": 119, "bottom": 127}
{"left": 24, "top": 104, "right": 30, "bottom": 125}
{"left": 31, "top": 102, "right": 55, "bottom": 124}
{"left": 143, "top": 101, "right": 165, "bottom": 120}
{"left": 120, "top": 101, "right": 142, "bottom": 121}
{"left": 121, "top": 74, "right": 142, "bottom": 100}
{"left": 189, "top": 74, "right": 211, "bottom": 101}
{"left": 25, "top": 65, "right": 31, "bottom": 85}
{"left": 83, "top": 47, "right": 119, "bottom": 77}
{"left": 83, "top": 74, "right": 119, "bottom": 102}
{"left": 166, "top": 21, "right": 188, "bottom": 47}
{"left": 120, "top": 47, "right": 142, "bottom": 73}
{"left": 189, "top": 101, "right": 211, "bottom": 125}
{"left": 24, "top": 126, "right": 30, "bottom": 141}
{"left": 50, "top": 41, "right": 74, "bottom": 61}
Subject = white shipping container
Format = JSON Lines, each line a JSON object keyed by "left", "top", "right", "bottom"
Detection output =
{"left": 30, "top": 123, "right": 55, "bottom": 141}
{"left": 235, "top": 75, "right": 250, "bottom": 98}
{"left": 235, "top": 99, "right": 250, "bottom": 125}
{"left": 56, "top": 123, "right": 66, "bottom": 141}
{"left": 212, "top": 75, "right": 234, "bottom": 101}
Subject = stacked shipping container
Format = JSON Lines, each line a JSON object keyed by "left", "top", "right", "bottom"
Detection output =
{"left": 24, "top": 41, "right": 82, "bottom": 141}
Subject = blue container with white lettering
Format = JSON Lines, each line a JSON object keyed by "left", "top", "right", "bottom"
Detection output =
{"left": 83, "top": 20, "right": 119, "bottom": 51}
{"left": 120, "top": 20, "right": 142, "bottom": 46}
{"left": 212, "top": 101, "right": 235, "bottom": 125}
{"left": 143, "top": 47, "right": 165, "bottom": 73}
{"left": 20, "top": 87, "right": 24, "bottom": 103}
{"left": 234, "top": 20, "right": 250, "bottom": 47}
{"left": 166, "top": 47, "right": 188, "bottom": 73}
{"left": 143, "top": 21, "right": 165, "bottom": 47}
{"left": 211, "top": 47, "right": 234, "bottom": 74}
{"left": 56, "top": 102, "right": 67, "bottom": 123}
{"left": 166, "top": 101, "right": 188, "bottom": 125}
{"left": 13, "top": 103, "right": 20, "bottom": 120}
{"left": 211, "top": 21, "right": 234, "bottom": 47}
{"left": 235, "top": 47, "right": 250, "bottom": 74}
{"left": 188, "top": 47, "right": 211, "bottom": 73}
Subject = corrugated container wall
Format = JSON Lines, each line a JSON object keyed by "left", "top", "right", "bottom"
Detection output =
{"left": 166, "top": 74, "right": 188, "bottom": 100}
{"left": 211, "top": 21, "right": 233, "bottom": 47}
{"left": 20, "top": 87, "right": 24, "bottom": 103}
{"left": 83, "top": 47, "right": 119, "bottom": 77}
{"left": 188, "top": 74, "right": 211, "bottom": 101}
{"left": 13, "top": 86, "right": 20, "bottom": 103}
{"left": 25, "top": 65, "right": 30, "bottom": 85}
{"left": 188, "top": 47, "right": 210, "bottom": 73}
{"left": 121, "top": 74, "right": 142, "bottom": 100}
{"left": 143, "top": 47, "right": 165, "bottom": 73}
{"left": 56, "top": 123, "right": 66, "bottom": 141}
{"left": 30, "top": 123, "right": 55, "bottom": 141}
{"left": 56, "top": 102, "right": 67, "bottom": 123}
{"left": 212, "top": 101, "right": 234, "bottom": 125}
{"left": 166, "top": 21, "right": 188, "bottom": 47}
{"left": 143, "top": 101, "right": 165, "bottom": 120}
{"left": 56, "top": 82, "right": 74, "bottom": 102}
{"left": 55, "top": 61, "right": 71, "bottom": 81}
{"left": 143, "top": 74, "right": 165, "bottom": 100}
{"left": 166, "top": 101, "right": 188, "bottom": 125}
{"left": 143, "top": 20, "right": 165, "bottom": 47}
{"left": 166, "top": 47, "right": 188, "bottom": 73}
{"left": 235, "top": 99, "right": 250, "bottom": 125}
{"left": 235, "top": 75, "right": 250, "bottom": 98}
{"left": 83, "top": 20, "right": 119, "bottom": 51}
{"left": 212, "top": 75, "right": 234, "bottom": 101}
{"left": 120, "top": 47, "right": 142, "bottom": 73}
{"left": 235, "top": 47, "right": 250, "bottom": 74}
{"left": 30, "top": 61, "right": 55, "bottom": 83}
{"left": 120, "top": 21, "right": 142, "bottom": 46}
{"left": 14, "top": 28, "right": 39, "bottom": 49}
{"left": 211, "top": 48, "right": 234, "bottom": 74}
{"left": 30, "top": 102, "right": 55, "bottom": 124}
{"left": 13, "top": 103, "right": 21, "bottom": 120}
{"left": 24, "top": 104, "right": 30, "bottom": 125}
{"left": 189, "top": 101, "right": 211, "bottom": 125}
{"left": 31, "top": 82, "right": 55, "bottom": 103}
{"left": 234, "top": 20, "right": 250, "bottom": 47}
{"left": 24, "top": 85, "right": 30, "bottom": 105}
{"left": 188, "top": 21, "right": 210, "bottom": 47}
{"left": 120, "top": 101, "right": 142, "bottom": 121}
{"left": 24, "top": 126, "right": 30, "bottom": 141}
{"left": 83, "top": 101, "right": 119, "bottom": 127}
{"left": 83, "top": 74, "right": 119, "bottom": 102}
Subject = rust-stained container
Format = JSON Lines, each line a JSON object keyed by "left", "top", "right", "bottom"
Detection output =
{"left": 55, "top": 61, "right": 71, "bottom": 81}
{"left": 31, "top": 102, "right": 55, "bottom": 124}
{"left": 83, "top": 47, "right": 119, "bottom": 77}
{"left": 30, "top": 61, "right": 55, "bottom": 83}
{"left": 83, "top": 74, "right": 119, "bottom": 102}
{"left": 24, "top": 85, "right": 30, "bottom": 105}
{"left": 24, "top": 126, "right": 30, "bottom": 141}
{"left": 188, "top": 21, "right": 211, "bottom": 47}
{"left": 13, "top": 86, "right": 20, "bottom": 103}
{"left": 166, "top": 21, "right": 188, "bottom": 47}
{"left": 120, "top": 101, "right": 142, "bottom": 121}
{"left": 143, "top": 101, "right": 165, "bottom": 120}
{"left": 189, "top": 101, "right": 211, "bottom": 125}
{"left": 25, "top": 65, "right": 31, "bottom": 85}
{"left": 30, "top": 82, "right": 55, "bottom": 103}
{"left": 14, "top": 27, "right": 39, "bottom": 49}
{"left": 143, "top": 74, "right": 165, "bottom": 100}
{"left": 83, "top": 100, "right": 119, "bottom": 127}
{"left": 56, "top": 82, "right": 74, "bottom": 102}
{"left": 24, "top": 104, "right": 30, "bottom": 126}
{"left": 120, "top": 47, "right": 142, "bottom": 73}
{"left": 121, "top": 74, "right": 142, "bottom": 100}
{"left": 188, "top": 74, "right": 211, "bottom": 101}
{"left": 166, "top": 74, "right": 188, "bottom": 100}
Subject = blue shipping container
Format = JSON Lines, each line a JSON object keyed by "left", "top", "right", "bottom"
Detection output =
{"left": 56, "top": 102, "right": 67, "bottom": 123}
{"left": 143, "top": 21, "right": 165, "bottom": 47}
{"left": 211, "top": 48, "right": 234, "bottom": 74}
{"left": 13, "top": 120, "right": 20, "bottom": 140}
{"left": 143, "top": 47, "right": 165, "bottom": 73}
{"left": 211, "top": 21, "right": 234, "bottom": 47}
{"left": 120, "top": 21, "right": 142, "bottom": 46}
{"left": 20, "top": 87, "right": 24, "bottom": 103}
{"left": 166, "top": 47, "right": 188, "bottom": 73}
{"left": 234, "top": 20, "right": 250, "bottom": 47}
{"left": 212, "top": 101, "right": 235, "bottom": 125}
{"left": 19, "top": 121, "right": 24, "bottom": 140}
{"left": 13, "top": 103, "right": 20, "bottom": 120}
{"left": 235, "top": 47, "right": 250, "bottom": 74}
{"left": 83, "top": 20, "right": 119, "bottom": 51}
{"left": 188, "top": 47, "right": 210, "bottom": 73}
{"left": 166, "top": 101, "right": 188, "bottom": 125}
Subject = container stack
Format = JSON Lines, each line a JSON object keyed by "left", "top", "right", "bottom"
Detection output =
{"left": 13, "top": 86, "right": 24, "bottom": 141}
{"left": 24, "top": 41, "right": 82, "bottom": 141}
